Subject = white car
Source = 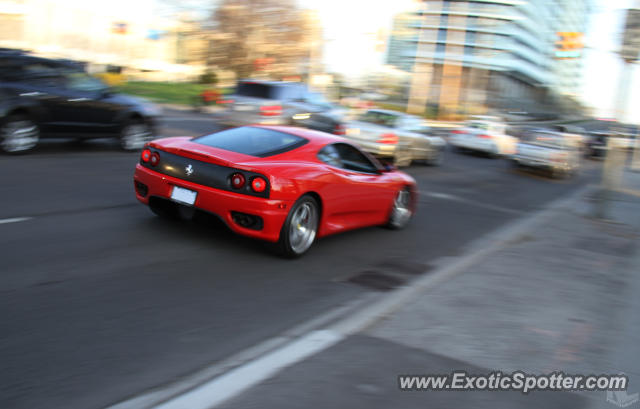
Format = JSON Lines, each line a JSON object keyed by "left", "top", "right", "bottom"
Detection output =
{"left": 510, "top": 130, "right": 581, "bottom": 178}
{"left": 449, "top": 118, "right": 517, "bottom": 157}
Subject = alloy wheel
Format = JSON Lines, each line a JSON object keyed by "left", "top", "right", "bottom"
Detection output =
{"left": 288, "top": 201, "right": 318, "bottom": 255}
{"left": 0, "top": 118, "right": 39, "bottom": 153}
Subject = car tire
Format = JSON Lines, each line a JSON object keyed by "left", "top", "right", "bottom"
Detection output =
{"left": 424, "top": 148, "right": 444, "bottom": 166}
{"left": 394, "top": 148, "right": 412, "bottom": 168}
{"left": 386, "top": 187, "right": 413, "bottom": 230}
{"left": 120, "top": 119, "right": 152, "bottom": 151}
{"left": 276, "top": 195, "right": 319, "bottom": 258}
{"left": 0, "top": 115, "right": 40, "bottom": 154}
{"left": 549, "top": 167, "right": 567, "bottom": 179}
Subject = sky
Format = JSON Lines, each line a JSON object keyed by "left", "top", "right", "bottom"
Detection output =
{"left": 297, "top": 0, "right": 417, "bottom": 77}
{"left": 581, "top": 0, "right": 639, "bottom": 122}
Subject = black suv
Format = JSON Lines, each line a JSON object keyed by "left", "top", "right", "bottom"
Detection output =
{"left": 0, "top": 49, "right": 159, "bottom": 153}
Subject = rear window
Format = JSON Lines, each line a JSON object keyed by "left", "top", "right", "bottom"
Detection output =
{"left": 466, "top": 121, "right": 490, "bottom": 130}
{"left": 236, "top": 82, "right": 275, "bottom": 99}
{"left": 193, "top": 127, "right": 308, "bottom": 157}
{"left": 236, "top": 82, "right": 303, "bottom": 100}
{"left": 358, "top": 110, "right": 399, "bottom": 127}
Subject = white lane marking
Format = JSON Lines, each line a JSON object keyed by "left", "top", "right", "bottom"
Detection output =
{"left": 421, "top": 191, "right": 523, "bottom": 215}
{"left": 106, "top": 296, "right": 375, "bottom": 409}
{"left": 0, "top": 217, "right": 32, "bottom": 225}
{"left": 154, "top": 330, "right": 344, "bottom": 409}
{"left": 424, "top": 192, "right": 458, "bottom": 200}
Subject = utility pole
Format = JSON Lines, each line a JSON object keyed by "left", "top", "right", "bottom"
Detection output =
{"left": 619, "top": 2, "right": 640, "bottom": 171}
{"left": 595, "top": 2, "right": 640, "bottom": 218}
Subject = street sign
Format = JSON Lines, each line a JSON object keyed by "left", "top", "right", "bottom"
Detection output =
{"left": 555, "top": 32, "right": 583, "bottom": 59}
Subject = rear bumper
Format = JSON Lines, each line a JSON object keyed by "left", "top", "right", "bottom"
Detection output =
{"left": 450, "top": 137, "right": 496, "bottom": 154}
{"left": 134, "top": 164, "right": 292, "bottom": 242}
{"left": 511, "top": 155, "right": 572, "bottom": 171}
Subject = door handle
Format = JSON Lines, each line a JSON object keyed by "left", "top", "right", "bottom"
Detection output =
{"left": 67, "top": 98, "right": 90, "bottom": 102}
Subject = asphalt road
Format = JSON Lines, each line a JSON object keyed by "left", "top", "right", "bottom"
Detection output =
{"left": 0, "top": 109, "right": 601, "bottom": 409}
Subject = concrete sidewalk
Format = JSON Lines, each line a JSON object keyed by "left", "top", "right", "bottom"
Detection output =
{"left": 216, "top": 170, "right": 640, "bottom": 409}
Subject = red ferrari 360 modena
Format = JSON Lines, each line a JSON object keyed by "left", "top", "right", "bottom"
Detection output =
{"left": 133, "top": 125, "right": 416, "bottom": 257}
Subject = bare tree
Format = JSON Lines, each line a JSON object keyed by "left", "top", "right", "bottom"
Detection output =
{"left": 208, "top": 0, "right": 313, "bottom": 79}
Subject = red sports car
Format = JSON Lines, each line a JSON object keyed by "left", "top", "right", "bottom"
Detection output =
{"left": 133, "top": 126, "right": 416, "bottom": 257}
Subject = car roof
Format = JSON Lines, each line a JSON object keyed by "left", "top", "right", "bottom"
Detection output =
{"left": 365, "top": 108, "right": 404, "bottom": 116}
{"left": 238, "top": 79, "right": 305, "bottom": 87}
{"left": 0, "top": 53, "right": 82, "bottom": 69}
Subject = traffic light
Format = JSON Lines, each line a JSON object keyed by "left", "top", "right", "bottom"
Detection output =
{"left": 555, "top": 32, "right": 583, "bottom": 58}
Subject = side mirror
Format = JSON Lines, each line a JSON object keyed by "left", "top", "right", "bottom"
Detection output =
{"left": 382, "top": 162, "right": 396, "bottom": 172}
{"left": 100, "top": 87, "right": 113, "bottom": 98}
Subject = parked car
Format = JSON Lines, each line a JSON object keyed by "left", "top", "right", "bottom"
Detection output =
{"left": 213, "top": 80, "right": 342, "bottom": 129}
{"left": 449, "top": 117, "right": 517, "bottom": 157}
{"left": 550, "top": 124, "right": 587, "bottom": 150}
{"left": 0, "top": 49, "right": 159, "bottom": 153}
{"left": 510, "top": 129, "right": 581, "bottom": 178}
{"left": 336, "top": 109, "right": 446, "bottom": 167}
{"left": 134, "top": 126, "right": 417, "bottom": 257}
{"left": 289, "top": 92, "right": 348, "bottom": 134}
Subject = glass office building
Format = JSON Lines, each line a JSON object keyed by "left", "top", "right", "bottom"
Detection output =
{"left": 387, "top": 0, "right": 591, "bottom": 117}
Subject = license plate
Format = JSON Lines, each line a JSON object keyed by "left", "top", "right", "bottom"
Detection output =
{"left": 234, "top": 104, "right": 252, "bottom": 111}
{"left": 171, "top": 186, "right": 197, "bottom": 205}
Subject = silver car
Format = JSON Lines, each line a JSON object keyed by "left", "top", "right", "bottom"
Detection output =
{"left": 214, "top": 80, "right": 340, "bottom": 128}
{"left": 339, "top": 109, "right": 446, "bottom": 167}
{"left": 510, "top": 130, "right": 581, "bottom": 178}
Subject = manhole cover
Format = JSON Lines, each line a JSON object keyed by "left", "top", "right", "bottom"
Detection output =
{"left": 346, "top": 271, "right": 405, "bottom": 291}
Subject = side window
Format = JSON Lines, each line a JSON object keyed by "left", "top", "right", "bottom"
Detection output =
{"left": 14, "top": 62, "right": 66, "bottom": 87}
{"left": 318, "top": 143, "right": 380, "bottom": 174}
{"left": 0, "top": 58, "right": 22, "bottom": 82}
{"left": 317, "top": 144, "right": 343, "bottom": 168}
{"left": 63, "top": 71, "right": 106, "bottom": 93}
{"left": 277, "top": 85, "right": 304, "bottom": 101}
{"left": 402, "top": 118, "right": 422, "bottom": 132}
{"left": 22, "top": 62, "right": 60, "bottom": 78}
{"left": 334, "top": 143, "right": 379, "bottom": 173}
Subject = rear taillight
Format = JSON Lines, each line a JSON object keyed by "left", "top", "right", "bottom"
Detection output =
{"left": 251, "top": 177, "right": 267, "bottom": 193}
{"left": 149, "top": 152, "right": 160, "bottom": 166}
{"left": 217, "top": 99, "right": 234, "bottom": 104}
{"left": 230, "top": 172, "right": 246, "bottom": 189}
{"left": 479, "top": 134, "right": 492, "bottom": 139}
{"left": 452, "top": 130, "right": 465, "bottom": 134}
{"left": 377, "top": 133, "right": 398, "bottom": 144}
{"left": 260, "top": 105, "right": 282, "bottom": 116}
{"left": 141, "top": 149, "right": 151, "bottom": 162}
{"left": 334, "top": 124, "right": 346, "bottom": 135}
{"left": 552, "top": 152, "right": 568, "bottom": 162}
